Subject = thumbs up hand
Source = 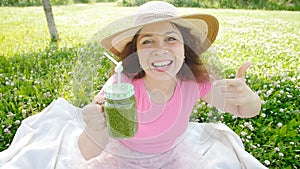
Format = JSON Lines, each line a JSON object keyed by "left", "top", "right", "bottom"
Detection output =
{"left": 213, "top": 61, "right": 252, "bottom": 105}
{"left": 212, "top": 61, "right": 261, "bottom": 118}
{"left": 236, "top": 61, "right": 252, "bottom": 79}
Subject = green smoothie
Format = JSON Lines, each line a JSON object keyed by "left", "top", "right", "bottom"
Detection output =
{"left": 104, "top": 83, "right": 137, "bottom": 139}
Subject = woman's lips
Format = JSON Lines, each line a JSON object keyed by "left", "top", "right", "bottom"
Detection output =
{"left": 151, "top": 60, "right": 173, "bottom": 72}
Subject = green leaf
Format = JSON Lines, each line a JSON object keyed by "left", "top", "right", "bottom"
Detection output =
{"left": 279, "top": 125, "right": 287, "bottom": 136}
{"left": 287, "top": 131, "right": 297, "bottom": 138}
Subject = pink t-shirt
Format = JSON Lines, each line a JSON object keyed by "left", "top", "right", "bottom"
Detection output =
{"left": 100, "top": 74, "right": 211, "bottom": 154}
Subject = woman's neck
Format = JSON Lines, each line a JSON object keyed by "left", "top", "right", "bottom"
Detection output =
{"left": 143, "top": 75, "right": 177, "bottom": 104}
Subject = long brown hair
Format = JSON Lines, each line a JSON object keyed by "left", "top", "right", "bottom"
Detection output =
{"left": 117, "top": 23, "right": 210, "bottom": 83}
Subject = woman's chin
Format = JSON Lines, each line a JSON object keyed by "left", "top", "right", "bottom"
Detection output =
{"left": 147, "top": 70, "right": 177, "bottom": 80}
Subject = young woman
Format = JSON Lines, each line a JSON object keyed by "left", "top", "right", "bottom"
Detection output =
{"left": 0, "top": 1, "right": 267, "bottom": 169}
{"left": 77, "top": 1, "right": 266, "bottom": 168}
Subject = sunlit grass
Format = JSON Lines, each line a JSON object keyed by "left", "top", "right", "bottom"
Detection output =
{"left": 0, "top": 3, "right": 299, "bottom": 168}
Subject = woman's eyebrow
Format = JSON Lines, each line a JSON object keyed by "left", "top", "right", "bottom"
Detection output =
{"left": 164, "top": 31, "right": 180, "bottom": 36}
{"left": 138, "top": 34, "right": 153, "bottom": 41}
{"left": 138, "top": 31, "right": 180, "bottom": 40}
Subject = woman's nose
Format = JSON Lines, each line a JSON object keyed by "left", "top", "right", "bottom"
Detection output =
{"left": 153, "top": 48, "right": 168, "bottom": 56}
{"left": 153, "top": 41, "right": 168, "bottom": 56}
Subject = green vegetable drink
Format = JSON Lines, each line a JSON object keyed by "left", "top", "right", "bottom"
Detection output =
{"left": 104, "top": 83, "right": 137, "bottom": 139}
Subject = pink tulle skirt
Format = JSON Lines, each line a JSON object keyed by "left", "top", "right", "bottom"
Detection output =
{"left": 75, "top": 122, "right": 267, "bottom": 169}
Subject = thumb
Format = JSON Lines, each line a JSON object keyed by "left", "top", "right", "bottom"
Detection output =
{"left": 236, "top": 61, "right": 252, "bottom": 79}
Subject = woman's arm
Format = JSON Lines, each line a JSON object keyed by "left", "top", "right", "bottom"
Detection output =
{"left": 202, "top": 62, "right": 261, "bottom": 118}
{"left": 78, "top": 131, "right": 105, "bottom": 160}
{"left": 78, "top": 96, "right": 109, "bottom": 160}
{"left": 78, "top": 74, "right": 131, "bottom": 159}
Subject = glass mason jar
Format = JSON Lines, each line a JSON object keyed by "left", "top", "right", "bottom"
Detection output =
{"left": 104, "top": 83, "right": 137, "bottom": 139}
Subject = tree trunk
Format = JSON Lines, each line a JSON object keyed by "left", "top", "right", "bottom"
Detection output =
{"left": 42, "top": 0, "right": 59, "bottom": 42}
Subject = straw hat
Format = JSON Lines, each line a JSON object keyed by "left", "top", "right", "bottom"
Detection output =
{"left": 100, "top": 1, "right": 219, "bottom": 56}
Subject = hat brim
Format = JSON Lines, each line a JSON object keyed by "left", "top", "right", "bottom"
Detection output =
{"left": 97, "top": 13, "right": 219, "bottom": 57}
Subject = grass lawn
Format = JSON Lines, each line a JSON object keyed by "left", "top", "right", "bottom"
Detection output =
{"left": 0, "top": 2, "right": 299, "bottom": 168}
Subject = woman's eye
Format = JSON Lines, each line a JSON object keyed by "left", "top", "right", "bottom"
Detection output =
{"left": 167, "top": 37, "right": 177, "bottom": 42}
{"left": 142, "top": 39, "right": 153, "bottom": 45}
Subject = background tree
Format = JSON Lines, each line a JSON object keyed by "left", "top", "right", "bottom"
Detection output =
{"left": 42, "top": 0, "right": 59, "bottom": 42}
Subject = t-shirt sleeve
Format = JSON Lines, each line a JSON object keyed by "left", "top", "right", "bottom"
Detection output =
{"left": 198, "top": 81, "right": 212, "bottom": 98}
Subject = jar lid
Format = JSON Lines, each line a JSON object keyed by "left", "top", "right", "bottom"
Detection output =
{"left": 104, "top": 83, "right": 134, "bottom": 100}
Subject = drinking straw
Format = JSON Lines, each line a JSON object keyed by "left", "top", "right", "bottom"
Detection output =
{"left": 104, "top": 52, "right": 123, "bottom": 86}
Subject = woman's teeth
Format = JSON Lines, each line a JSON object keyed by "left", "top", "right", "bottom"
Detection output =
{"left": 152, "top": 61, "right": 172, "bottom": 67}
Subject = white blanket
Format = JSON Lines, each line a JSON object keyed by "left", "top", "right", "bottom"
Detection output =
{"left": 0, "top": 98, "right": 84, "bottom": 169}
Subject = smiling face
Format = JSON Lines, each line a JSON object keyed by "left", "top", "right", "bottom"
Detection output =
{"left": 136, "top": 22, "right": 185, "bottom": 80}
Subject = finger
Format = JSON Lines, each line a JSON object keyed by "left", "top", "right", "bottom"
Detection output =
{"left": 223, "top": 86, "right": 245, "bottom": 93}
{"left": 213, "top": 79, "right": 243, "bottom": 87}
{"left": 220, "top": 86, "right": 236, "bottom": 93}
{"left": 93, "top": 95, "right": 105, "bottom": 104}
{"left": 83, "top": 113, "right": 106, "bottom": 126}
{"left": 82, "top": 104, "right": 103, "bottom": 117}
{"left": 84, "top": 113, "right": 105, "bottom": 122}
{"left": 236, "top": 61, "right": 252, "bottom": 79}
{"left": 96, "top": 104, "right": 105, "bottom": 112}
{"left": 224, "top": 98, "right": 241, "bottom": 105}
{"left": 83, "top": 103, "right": 101, "bottom": 112}
{"left": 85, "top": 117, "right": 106, "bottom": 127}
{"left": 221, "top": 91, "right": 237, "bottom": 98}
{"left": 83, "top": 111, "right": 104, "bottom": 119}
{"left": 84, "top": 116, "right": 105, "bottom": 123}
